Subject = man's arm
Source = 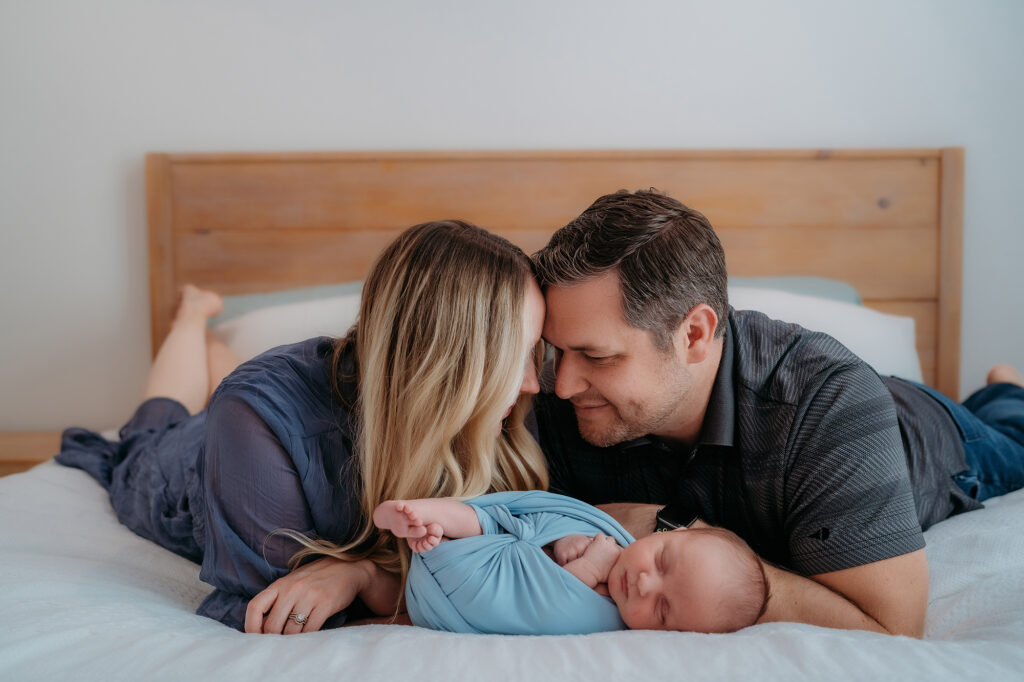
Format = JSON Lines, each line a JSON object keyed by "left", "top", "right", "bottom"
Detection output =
{"left": 598, "top": 502, "right": 928, "bottom": 636}
{"left": 595, "top": 502, "right": 661, "bottom": 538}
{"left": 703, "top": 520, "right": 928, "bottom": 636}
{"left": 808, "top": 549, "right": 929, "bottom": 637}
{"left": 771, "top": 364, "right": 928, "bottom": 636}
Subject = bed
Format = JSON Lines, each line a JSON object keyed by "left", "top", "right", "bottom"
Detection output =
{"left": 6, "top": 148, "right": 1024, "bottom": 681}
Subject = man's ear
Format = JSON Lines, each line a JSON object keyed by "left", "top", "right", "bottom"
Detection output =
{"left": 674, "top": 304, "right": 719, "bottom": 364}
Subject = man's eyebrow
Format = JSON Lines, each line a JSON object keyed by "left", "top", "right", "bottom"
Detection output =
{"left": 543, "top": 339, "right": 617, "bottom": 353}
{"left": 570, "top": 345, "right": 616, "bottom": 353}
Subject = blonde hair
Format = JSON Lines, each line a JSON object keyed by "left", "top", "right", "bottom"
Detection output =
{"left": 288, "top": 221, "right": 548, "bottom": 577}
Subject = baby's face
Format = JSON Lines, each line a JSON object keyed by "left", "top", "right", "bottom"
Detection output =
{"left": 607, "top": 528, "right": 734, "bottom": 632}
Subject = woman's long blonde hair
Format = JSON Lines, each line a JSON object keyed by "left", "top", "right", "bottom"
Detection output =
{"left": 289, "top": 220, "right": 548, "bottom": 577}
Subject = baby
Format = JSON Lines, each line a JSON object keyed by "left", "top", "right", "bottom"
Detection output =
{"left": 374, "top": 495, "right": 767, "bottom": 634}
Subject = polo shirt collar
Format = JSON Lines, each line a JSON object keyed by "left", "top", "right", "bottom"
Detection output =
{"left": 700, "top": 316, "right": 735, "bottom": 449}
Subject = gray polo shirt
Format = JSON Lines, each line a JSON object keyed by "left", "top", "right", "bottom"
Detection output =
{"left": 535, "top": 309, "right": 972, "bottom": 576}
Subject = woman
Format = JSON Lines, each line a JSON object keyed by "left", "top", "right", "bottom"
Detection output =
{"left": 56, "top": 220, "right": 548, "bottom": 633}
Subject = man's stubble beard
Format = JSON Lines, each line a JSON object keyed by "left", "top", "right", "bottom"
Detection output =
{"left": 575, "top": 361, "right": 694, "bottom": 448}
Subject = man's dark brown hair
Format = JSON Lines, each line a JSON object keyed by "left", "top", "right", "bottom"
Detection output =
{"left": 533, "top": 189, "right": 729, "bottom": 349}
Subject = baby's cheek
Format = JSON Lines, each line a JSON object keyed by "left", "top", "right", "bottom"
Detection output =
{"left": 619, "top": 606, "right": 656, "bottom": 631}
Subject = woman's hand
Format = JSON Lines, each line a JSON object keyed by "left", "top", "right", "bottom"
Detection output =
{"left": 245, "top": 557, "right": 375, "bottom": 634}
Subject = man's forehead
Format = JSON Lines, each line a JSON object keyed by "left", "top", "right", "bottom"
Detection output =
{"left": 542, "top": 315, "right": 627, "bottom": 352}
{"left": 543, "top": 271, "right": 624, "bottom": 306}
{"left": 543, "top": 275, "right": 628, "bottom": 332}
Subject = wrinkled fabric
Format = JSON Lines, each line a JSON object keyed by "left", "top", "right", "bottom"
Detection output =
{"left": 56, "top": 338, "right": 363, "bottom": 631}
{"left": 405, "top": 490, "right": 633, "bottom": 635}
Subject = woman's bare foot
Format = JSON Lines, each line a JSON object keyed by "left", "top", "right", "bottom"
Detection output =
{"left": 175, "top": 284, "right": 224, "bottom": 323}
{"left": 987, "top": 364, "right": 1024, "bottom": 387}
{"left": 142, "top": 284, "right": 227, "bottom": 414}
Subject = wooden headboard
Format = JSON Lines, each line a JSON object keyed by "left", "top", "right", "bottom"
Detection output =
{"left": 146, "top": 148, "right": 964, "bottom": 397}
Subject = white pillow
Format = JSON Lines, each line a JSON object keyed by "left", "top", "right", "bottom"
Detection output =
{"left": 728, "top": 286, "right": 923, "bottom": 382}
{"left": 211, "top": 283, "right": 923, "bottom": 383}
{"left": 212, "top": 293, "right": 361, "bottom": 362}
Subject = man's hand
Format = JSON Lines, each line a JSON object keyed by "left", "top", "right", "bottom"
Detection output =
{"left": 596, "top": 502, "right": 662, "bottom": 538}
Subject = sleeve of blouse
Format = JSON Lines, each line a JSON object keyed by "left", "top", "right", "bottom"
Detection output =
{"left": 196, "top": 393, "right": 314, "bottom": 631}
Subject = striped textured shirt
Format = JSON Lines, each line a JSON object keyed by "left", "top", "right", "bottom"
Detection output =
{"left": 535, "top": 309, "right": 968, "bottom": 576}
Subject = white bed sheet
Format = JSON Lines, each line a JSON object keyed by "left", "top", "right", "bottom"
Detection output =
{"left": 2, "top": 460, "right": 1023, "bottom": 682}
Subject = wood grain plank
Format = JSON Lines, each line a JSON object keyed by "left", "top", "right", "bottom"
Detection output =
{"left": 147, "top": 154, "right": 176, "bottom": 358}
{"left": 176, "top": 225, "right": 937, "bottom": 301}
{"left": 0, "top": 431, "right": 60, "bottom": 477}
{"left": 165, "top": 148, "right": 945, "bottom": 164}
{"left": 714, "top": 227, "right": 937, "bottom": 300}
{"left": 175, "top": 229, "right": 404, "bottom": 294}
{"left": 168, "top": 157, "right": 939, "bottom": 235}
{"left": 937, "top": 148, "right": 965, "bottom": 398}
{"left": 147, "top": 148, "right": 961, "bottom": 394}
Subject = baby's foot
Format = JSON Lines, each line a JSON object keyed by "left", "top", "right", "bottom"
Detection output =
{"left": 407, "top": 524, "right": 443, "bottom": 553}
{"left": 987, "top": 364, "right": 1024, "bottom": 388}
{"left": 372, "top": 500, "right": 427, "bottom": 539}
{"left": 372, "top": 501, "right": 444, "bottom": 553}
{"left": 176, "top": 284, "right": 224, "bottom": 322}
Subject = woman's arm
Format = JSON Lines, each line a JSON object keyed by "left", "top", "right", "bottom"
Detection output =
{"left": 201, "top": 395, "right": 366, "bottom": 633}
{"left": 245, "top": 557, "right": 404, "bottom": 634}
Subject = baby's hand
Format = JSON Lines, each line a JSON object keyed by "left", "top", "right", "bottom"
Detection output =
{"left": 580, "top": 533, "right": 621, "bottom": 577}
{"left": 553, "top": 534, "right": 593, "bottom": 566}
{"left": 371, "top": 500, "right": 443, "bottom": 553}
{"left": 559, "top": 533, "right": 623, "bottom": 590}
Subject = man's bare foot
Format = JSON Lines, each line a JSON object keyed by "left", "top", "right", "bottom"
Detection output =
{"left": 372, "top": 501, "right": 443, "bottom": 552}
{"left": 987, "top": 364, "right": 1024, "bottom": 387}
{"left": 175, "top": 284, "right": 224, "bottom": 323}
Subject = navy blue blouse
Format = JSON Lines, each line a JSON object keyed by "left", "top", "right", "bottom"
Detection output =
{"left": 195, "top": 337, "right": 362, "bottom": 629}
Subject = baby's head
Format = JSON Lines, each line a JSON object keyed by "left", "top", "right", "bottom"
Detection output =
{"left": 607, "top": 526, "right": 767, "bottom": 633}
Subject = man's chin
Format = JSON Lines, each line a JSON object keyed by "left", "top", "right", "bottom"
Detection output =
{"left": 577, "top": 420, "right": 635, "bottom": 449}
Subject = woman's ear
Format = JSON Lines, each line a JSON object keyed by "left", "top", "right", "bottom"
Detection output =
{"left": 675, "top": 304, "right": 719, "bottom": 364}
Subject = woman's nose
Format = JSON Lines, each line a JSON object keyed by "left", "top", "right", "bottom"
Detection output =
{"left": 519, "top": 361, "right": 540, "bottom": 396}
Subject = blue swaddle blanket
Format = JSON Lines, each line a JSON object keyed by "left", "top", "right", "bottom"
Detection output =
{"left": 404, "top": 490, "right": 635, "bottom": 635}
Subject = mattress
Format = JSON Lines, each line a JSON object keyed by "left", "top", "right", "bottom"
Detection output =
{"left": 2, "top": 460, "right": 1023, "bottom": 681}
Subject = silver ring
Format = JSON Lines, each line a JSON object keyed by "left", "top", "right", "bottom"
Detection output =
{"left": 288, "top": 612, "right": 308, "bottom": 626}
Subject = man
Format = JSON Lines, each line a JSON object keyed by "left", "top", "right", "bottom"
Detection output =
{"left": 531, "top": 189, "right": 1024, "bottom": 636}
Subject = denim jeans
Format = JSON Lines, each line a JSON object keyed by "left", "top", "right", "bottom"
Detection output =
{"left": 915, "top": 382, "right": 1024, "bottom": 502}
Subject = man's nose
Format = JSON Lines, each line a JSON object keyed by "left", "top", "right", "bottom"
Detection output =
{"left": 554, "top": 353, "right": 588, "bottom": 399}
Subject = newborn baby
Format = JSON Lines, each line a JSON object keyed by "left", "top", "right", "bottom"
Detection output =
{"left": 374, "top": 494, "right": 767, "bottom": 634}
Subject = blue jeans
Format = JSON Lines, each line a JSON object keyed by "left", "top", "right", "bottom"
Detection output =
{"left": 916, "top": 382, "right": 1024, "bottom": 502}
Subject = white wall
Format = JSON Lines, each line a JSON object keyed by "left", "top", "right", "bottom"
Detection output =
{"left": 1, "top": 0, "right": 1022, "bottom": 430}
